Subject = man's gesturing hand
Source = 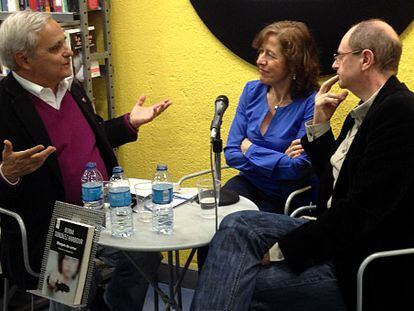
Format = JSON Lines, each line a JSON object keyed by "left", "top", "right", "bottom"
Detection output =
{"left": 1, "top": 140, "right": 56, "bottom": 183}
{"left": 129, "top": 95, "right": 172, "bottom": 128}
{"left": 313, "top": 75, "right": 349, "bottom": 124}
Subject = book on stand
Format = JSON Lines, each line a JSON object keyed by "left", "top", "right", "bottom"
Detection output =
{"left": 41, "top": 218, "right": 94, "bottom": 306}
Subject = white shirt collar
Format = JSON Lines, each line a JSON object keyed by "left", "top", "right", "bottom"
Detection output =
{"left": 12, "top": 72, "right": 73, "bottom": 110}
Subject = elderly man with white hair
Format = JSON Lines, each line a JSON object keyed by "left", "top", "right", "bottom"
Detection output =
{"left": 0, "top": 11, "right": 171, "bottom": 311}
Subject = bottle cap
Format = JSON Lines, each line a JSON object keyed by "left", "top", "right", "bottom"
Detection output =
{"left": 112, "top": 166, "right": 123, "bottom": 173}
{"left": 156, "top": 164, "right": 168, "bottom": 171}
{"left": 85, "top": 162, "right": 97, "bottom": 169}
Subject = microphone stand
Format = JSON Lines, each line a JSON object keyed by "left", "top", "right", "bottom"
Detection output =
{"left": 211, "top": 130, "right": 222, "bottom": 232}
{"left": 212, "top": 133, "right": 223, "bottom": 181}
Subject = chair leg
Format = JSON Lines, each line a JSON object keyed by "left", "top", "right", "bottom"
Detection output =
{"left": 153, "top": 275, "right": 159, "bottom": 311}
{"left": 3, "top": 278, "right": 8, "bottom": 311}
{"left": 30, "top": 294, "right": 34, "bottom": 311}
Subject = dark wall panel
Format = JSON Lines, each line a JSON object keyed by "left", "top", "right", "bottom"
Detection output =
{"left": 191, "top": 0, "right": 414, "bottom": 75}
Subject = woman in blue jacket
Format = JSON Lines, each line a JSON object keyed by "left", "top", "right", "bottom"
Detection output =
{"left": 224, "top": 21, "right": 320, "bottom": 213}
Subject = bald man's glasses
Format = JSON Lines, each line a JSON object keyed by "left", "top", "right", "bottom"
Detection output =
{"left": 333, "top": 50, "right": 363, "bottom": 62}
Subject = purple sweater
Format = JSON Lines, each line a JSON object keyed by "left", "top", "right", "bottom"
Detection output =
{"left": 32, "top": 92, "right": 109, "bottom": 205}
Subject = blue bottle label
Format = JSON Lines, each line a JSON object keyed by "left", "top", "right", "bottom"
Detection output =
{"left": 109, "top": 186, "right": 132, "bottom": 208}
{"left": 152, "top": 183, "right": 173, "bottom": 204}
{"left": 82, "top": 182, "right": 103, "bottom": 202}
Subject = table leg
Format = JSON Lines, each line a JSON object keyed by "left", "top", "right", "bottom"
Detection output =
{"left": 154, "top": 274, "right": 159, "bottom": 311}
{"left": 167, "top": 251, "right": 174, "bottom": 311}
{"left": 175, "top": 251, "right": 183, "bottom": 309}
{"left": 121, "top": 251, "right": 177, "bottom": 309}
{"left": 122, "top": 249, "right": 195, "bottom": 311}
{"left": 173, "top": 248, "right": 196, "bottom": 297}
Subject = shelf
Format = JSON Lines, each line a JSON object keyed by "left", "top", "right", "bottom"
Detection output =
{"left": 0, "top": 11, "right": 79, "bottom": 22}
{"left": 90, "top": 52, "right": 110, "bottom": 61}
{"left": 0, "top": 0, "right": 114, "bottom": 119}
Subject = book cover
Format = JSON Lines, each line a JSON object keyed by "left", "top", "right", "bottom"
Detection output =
{"left": 28, "top": 0, "right": 37, "bottom": 10}
{"left": 44, "top": 0, "right": 50, "bottom": 12}
{"left": 42, "top": 218, "right": 94, "bottom": 306}
{"left": 7, "top": 0, "right": 18, "bottom": 11}
{"left": 1, "top": 0, "right": 8, "bottom": 11}
{"left": 38, "top": 0, "right": 45, "bottom": 11}
{"left": 18, "top": 0, "right": 25, "bottom": 10}
{"left": 61, "top": 0, "right": 67, "bottom": 12}
{"left": 66, "top": 0, "right": 78, "bottom": 12}
{"left": 87, "top": 0, "right": 99, "bottom": 10}
{"left": 52, "top": 0, "right": 62, "bottom": 12}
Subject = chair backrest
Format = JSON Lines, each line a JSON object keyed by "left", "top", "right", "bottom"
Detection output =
{"left": 0, "top": 207, "right": 39, "bottom": 277}
{"left": 177, "top": 165, "right": 230, "bottom": 186}
{"left": 284, "top": 185, "right": 312, "bottom": 215}
{"left": 357, "top": 248, "right": 414, "bottom": 311}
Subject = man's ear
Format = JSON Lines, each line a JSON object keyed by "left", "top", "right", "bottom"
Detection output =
{"left": 361, "top": 49, "right": 375, "bottom": 71}
{"left": 14, "top": 51, "right": 31, "bottom": 71}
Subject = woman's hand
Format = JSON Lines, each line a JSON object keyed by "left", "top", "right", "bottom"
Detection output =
{"left": 284, "top": 139, "right": 304, "bottom": 158}
{"left": 241, "top": 138, "right": 253, "bottom": 154}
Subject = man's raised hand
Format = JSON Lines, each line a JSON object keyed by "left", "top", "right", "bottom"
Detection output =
{"left": 1, "top": 140, "right": 56, "bottom": 183}
{"left": 313, "top": 75, "right": 348, "bottom": 124}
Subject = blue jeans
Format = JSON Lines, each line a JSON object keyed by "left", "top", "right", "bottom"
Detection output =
{"left": 49, "top": 247, "right": 161, "bottom": 311}
{"left": 191, "top": 211, "right": 347, "bottom": 311}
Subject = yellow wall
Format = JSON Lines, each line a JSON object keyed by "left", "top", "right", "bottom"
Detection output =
{"left": 105, "top": 0, "right": 414, "bottom": 183}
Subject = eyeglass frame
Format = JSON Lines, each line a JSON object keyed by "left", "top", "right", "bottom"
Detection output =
{"left": 333, "top": 49, "right": 364, "bottom": 62}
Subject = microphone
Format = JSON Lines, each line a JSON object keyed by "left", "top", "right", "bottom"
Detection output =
{"left": 210, "top": 95, "right": 229, "bottom": 140}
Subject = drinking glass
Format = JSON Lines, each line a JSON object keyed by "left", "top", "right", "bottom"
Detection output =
{"left": 134, "top": 182, "right": 153, "bottom": 222}
{"left": 197, "top": 179, "right": 220, "bottom": 219}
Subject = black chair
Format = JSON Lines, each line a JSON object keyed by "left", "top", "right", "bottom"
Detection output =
{"left": 0, "top": 206, "right": 39, "bottom": 311}
{"left": 287, "top": 203, "right": 414, "bottom": 310}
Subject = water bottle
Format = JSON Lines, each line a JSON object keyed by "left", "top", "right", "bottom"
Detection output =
{"left": 152, "top": 164, "right": 174, "bottom": 234}
{"left": 109, "top": 166, "right": 134, "bottom": 237}
{"left": 81, "top": 162, "right": 104, "bottom": 209}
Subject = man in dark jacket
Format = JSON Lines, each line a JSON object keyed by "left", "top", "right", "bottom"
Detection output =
{"left": 191, "top": 19, "right": 414, "bottom": 311}
{"left": 0, "top": 11, "right": 171, "bottom": 310}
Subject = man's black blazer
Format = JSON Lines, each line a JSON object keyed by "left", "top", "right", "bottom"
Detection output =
{"left": 0, "top": 74, "right": 137, "bottom": 289}
{"left": 279, "top": 76, "right": 414, "bottom": 310}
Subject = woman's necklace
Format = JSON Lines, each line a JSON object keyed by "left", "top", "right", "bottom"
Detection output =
{"left": 272, "top": 97, "right": 292, "bottom": 113}
{"left": 269, "top": 89, "right": 291, "bottom": 112}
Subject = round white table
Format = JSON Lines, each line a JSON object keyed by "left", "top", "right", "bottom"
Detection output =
{"left": 98, "top": 179, "right": 259, "bottom": 310}
{"left": 99, "top": 192, "right": 258, "bottom": 251}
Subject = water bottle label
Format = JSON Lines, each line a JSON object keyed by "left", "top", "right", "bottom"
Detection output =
{"left": 109, "top": 187, "right": 132, "bottom": 208}
{"left": 152, "top": 183, "right": 173, "bottom": 204}
{"left": 82, "top": 182, "right": 103, "bottom": 202}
